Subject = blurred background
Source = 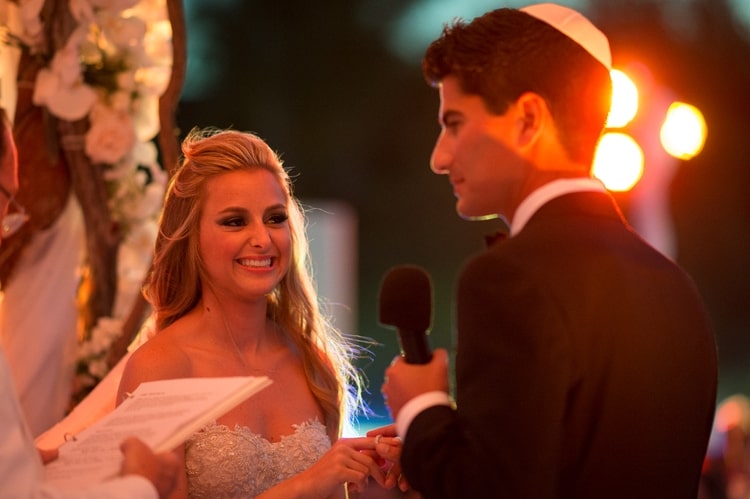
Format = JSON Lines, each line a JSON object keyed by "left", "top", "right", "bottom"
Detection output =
{"left": 173, "top": 0, "right": 750, "bottom": 430}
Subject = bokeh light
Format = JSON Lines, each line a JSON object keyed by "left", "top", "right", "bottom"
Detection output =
{"left": 593, "top": 132, "right": 644, "bottom": 192}
{"left": 660, "top": 102, "right": 707, "bottom": 160}
{"left": 607, "top": 69, "right": 639, "bottom": 128}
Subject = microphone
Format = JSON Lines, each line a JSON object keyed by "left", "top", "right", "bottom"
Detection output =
{"left": 378, "top": 265, "right": 433, "bottom": 364}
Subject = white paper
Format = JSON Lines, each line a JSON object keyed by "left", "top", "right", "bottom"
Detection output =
{"left": 44, "top": 376, "right": 272, "bottom": 491}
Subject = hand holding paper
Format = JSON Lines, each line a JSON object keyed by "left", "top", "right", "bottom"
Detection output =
{"left": 44, "top": 376, "right": 272, "bottom": 491}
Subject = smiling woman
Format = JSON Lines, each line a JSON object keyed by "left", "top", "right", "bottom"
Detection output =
{"left": 115, "top": 128, "right": 399, "bottom": 498}
{"left": 197, "top": 168, "right": 292, "bottom": 305}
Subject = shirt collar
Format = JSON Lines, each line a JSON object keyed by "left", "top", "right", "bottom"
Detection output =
{"left": 510, "top": 177, "right": 607, "bottom": 236}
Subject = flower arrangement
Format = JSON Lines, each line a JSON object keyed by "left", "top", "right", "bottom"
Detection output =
{"left": 70, "top": 316, "right": 124, "bottom": 407}
{"left": 2, "top": 0, "right": 173, "bottom": 405}
{"left": 24, "top": 0, "right": 173, "bottom": 232}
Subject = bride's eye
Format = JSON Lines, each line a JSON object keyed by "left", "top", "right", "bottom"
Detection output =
{"left": 266, "top": 212, "right": 288, "bottom": 225}
{"left": 220, "top": 216, "right": 246, "bottom": 227}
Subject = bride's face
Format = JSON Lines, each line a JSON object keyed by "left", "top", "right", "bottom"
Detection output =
{"left": 198, "top": 169, "right": 291, "bottom": 303}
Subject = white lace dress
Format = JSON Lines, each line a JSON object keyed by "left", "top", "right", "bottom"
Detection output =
{"left": 185, "top": 419, "right": 331, "bottom": 498}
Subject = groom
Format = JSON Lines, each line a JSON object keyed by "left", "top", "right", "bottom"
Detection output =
{"left": 380, "top": 3, "right": 718, "bottom": 498}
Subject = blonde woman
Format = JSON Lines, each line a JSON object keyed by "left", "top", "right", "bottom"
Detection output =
{"left": 118, "top": 128, "right": 397, "bottom": 498}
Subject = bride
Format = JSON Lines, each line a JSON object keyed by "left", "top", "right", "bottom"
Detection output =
{"left": 117, "top": 128, "right": 397, "bottom": 498}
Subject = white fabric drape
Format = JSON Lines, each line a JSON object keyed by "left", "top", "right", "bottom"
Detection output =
{"left": 0, "top": 193, "right": 85, "bottom": 436}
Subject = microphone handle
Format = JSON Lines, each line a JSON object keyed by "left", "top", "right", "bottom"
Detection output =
{"left": 398, "top": 329, "right": 433, "bottom": 364}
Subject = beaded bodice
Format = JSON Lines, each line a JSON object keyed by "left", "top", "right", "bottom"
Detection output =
{"left": 185, "top": 419, "right": 330, "bottom": 498}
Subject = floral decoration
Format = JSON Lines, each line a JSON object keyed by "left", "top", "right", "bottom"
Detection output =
{"left": 2, "top": 0, "right": 173, "bottom": 405}
{"left": 70, "top": 316, "right": 124, "bottom": 407}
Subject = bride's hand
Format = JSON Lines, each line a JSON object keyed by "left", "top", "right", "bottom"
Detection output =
{"left": 297, "top": 437, "right": 385, "bottom": 496}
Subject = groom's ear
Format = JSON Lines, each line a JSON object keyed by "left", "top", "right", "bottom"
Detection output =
{"left": 511, "top": 92, "right": 550, "bottom": 151}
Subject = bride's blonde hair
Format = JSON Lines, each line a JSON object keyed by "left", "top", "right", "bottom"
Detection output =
{"left": 146, "top": 128, "right": 364, "bottom": 437}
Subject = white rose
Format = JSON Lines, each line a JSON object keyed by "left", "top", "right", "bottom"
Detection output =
{"left": 49, "top": 83, "right": 97, "bottom": 121}
{"left": 85, "top": 105, "right": 136, "bottom": 164}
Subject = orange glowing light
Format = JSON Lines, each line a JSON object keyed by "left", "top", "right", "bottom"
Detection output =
{"left": 607, "top": 69, "right": 639, "bottom": 128}
{"left": 660, "top": 102, "right": 707, "bottom": 160}
{"left": 592, "top": 132, "right": 644, "bottom": 192}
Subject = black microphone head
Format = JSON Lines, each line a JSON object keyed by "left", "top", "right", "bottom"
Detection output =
{"left": 378, "top": 265, "right": 432, "bottom": 333}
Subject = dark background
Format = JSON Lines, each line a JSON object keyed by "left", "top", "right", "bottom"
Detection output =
{"left": 174, "top": 0, "right": 750, "bottom": 429}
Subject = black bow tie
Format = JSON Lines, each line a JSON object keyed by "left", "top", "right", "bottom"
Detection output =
{"left": 484, "top": 230, "right": 509, "bottom": 248}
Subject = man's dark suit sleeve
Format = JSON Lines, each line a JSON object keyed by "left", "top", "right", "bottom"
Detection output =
{"left": 401, "top": 250, "right": 571, "bottom": 498}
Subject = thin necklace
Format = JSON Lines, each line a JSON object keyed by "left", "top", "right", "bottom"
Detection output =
{"left": 217, "top": 307, "right": 279, "bottom": 375}
{"left": 221, "top": 311, "right": 248, "bottom": 369}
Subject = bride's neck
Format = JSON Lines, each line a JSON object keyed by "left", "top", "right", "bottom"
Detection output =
{"left": 199, "top": 294, "right": 272, "bottom": 349}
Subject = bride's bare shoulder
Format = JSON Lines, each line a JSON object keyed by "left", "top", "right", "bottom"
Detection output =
{"left": 117, "top": 320, "right": 195, "bottom": 403}
{"left": 131, "top": 320, "right": 194, "bottom": 363}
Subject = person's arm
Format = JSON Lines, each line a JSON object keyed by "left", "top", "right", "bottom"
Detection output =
{"left": 381, "top": 349, "right": 452, "bottom": 434}
{"left": 392, "top": 253, "right": 571, "bottom": 498}
{"left": 1, "top": 350, "right": 175, "bottom": 498}
{"left": 45, "top": 438, "right": 178, "bottom": 499}
{"left": 40, "top": 476, "right": 160, "bottom": 499}
{"left": 6, "top": 347, "right": 152, "bottom": 499}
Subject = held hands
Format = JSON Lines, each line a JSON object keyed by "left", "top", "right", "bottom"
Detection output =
{"left": 367, "top": 424, "right": 409, "bottom": 492}
{"left": 288, "top": 437, "right": 386, "bottom": 496}
{"left": 257, "top": 433, "right": 411, "bottom": 498}
{"left": 381, "top": 348, "right": 450, "bottom": 419}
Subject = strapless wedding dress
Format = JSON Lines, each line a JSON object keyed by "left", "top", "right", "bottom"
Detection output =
{"left": 185, "top": 419, "right": 330, "bottom": 498}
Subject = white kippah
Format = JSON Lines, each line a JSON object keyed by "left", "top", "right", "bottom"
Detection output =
{"left": 520, "top": 2, "right": 612, "bottom": 70}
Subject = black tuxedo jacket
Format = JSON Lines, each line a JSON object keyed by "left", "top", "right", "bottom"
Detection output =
{"left": 402, "top": 191, "right": 717, "bottom": 498}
